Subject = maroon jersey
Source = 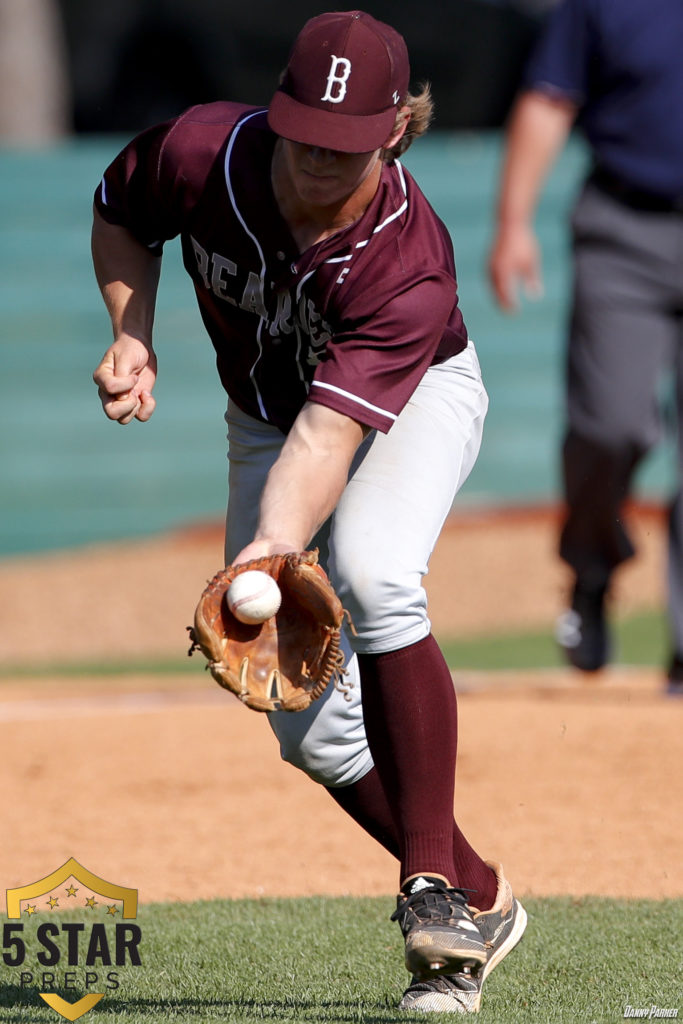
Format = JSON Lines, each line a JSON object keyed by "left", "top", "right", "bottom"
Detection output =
{"left": 95, "top": 102, "right": 468, "bottom": 434}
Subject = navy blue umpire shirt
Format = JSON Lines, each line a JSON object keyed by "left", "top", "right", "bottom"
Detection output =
{"left": 522, "top": 0, "right": 683, "bottom": 199}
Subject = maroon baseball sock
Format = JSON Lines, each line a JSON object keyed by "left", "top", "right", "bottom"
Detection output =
{"left": 355, "top": 633, "right": 498, "bottom": 902}
{"left": 327, "top": 765, "right": 497, "bottom": 910}
{"left": 451, "top": 821, "right": 497, "bottom": 912}
{"left": 326, "top": 767, "right": 399, "bottom": 858}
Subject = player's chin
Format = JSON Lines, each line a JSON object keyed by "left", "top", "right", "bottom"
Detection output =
{"left": 296, "top": 174, "right": 342, "bottom": 204}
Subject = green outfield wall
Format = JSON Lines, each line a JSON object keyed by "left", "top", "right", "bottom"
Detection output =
{"left": 0, "top": 134, "right": 674, "bottom": 555}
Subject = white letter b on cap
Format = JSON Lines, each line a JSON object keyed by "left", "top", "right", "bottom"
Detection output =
{"left": 321, "top": 55, "right": 351, "bottom": 103}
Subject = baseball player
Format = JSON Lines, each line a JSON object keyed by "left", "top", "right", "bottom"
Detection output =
{"left": 92, "top": 11, "right": 526, "bottom": 1012}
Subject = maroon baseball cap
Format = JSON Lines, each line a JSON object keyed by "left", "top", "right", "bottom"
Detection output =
{"left": 267, "top": 10, "right": 410, "bottom": 153}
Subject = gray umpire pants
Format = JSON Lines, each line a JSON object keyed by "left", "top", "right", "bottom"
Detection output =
{"left": 560, "top": 179, "right": 683, "bottom": 656}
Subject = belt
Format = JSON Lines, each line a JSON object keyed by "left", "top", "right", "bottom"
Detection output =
{"left": 588, "top": 166, "right": 683, "bottom": 214}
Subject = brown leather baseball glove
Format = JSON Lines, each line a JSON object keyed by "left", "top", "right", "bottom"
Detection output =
{"left": 188, "top": 550, "right": 353, "bottom": 712}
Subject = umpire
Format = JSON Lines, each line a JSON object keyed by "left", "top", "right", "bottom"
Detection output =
{"left": 488, "top": 0, "right": 683, "bottom": 695}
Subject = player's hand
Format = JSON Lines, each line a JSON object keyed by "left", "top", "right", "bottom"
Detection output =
{"left": 232, "top": 538, "right": 301, "bottom": 567}
{"left": 93, "top": 334, "right": 158, "bottom": 425}
{"left": 488, "top": 222, "right": 543, "bottom": 312}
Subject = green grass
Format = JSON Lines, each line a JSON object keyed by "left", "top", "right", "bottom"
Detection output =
{"left": 1, "top": 896, "right": 680, "bottom": 1022}
{"left": 0, "top": 609, "right": 669, "bottom": 683}
{"left": 0, "top": 657, "right": 205, "bottom": 680}
{"left": 439, "top": 609, "right": 669, "bottom": 672}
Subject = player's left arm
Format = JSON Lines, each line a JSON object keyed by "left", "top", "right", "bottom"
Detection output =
{"left": 232, "top": 401, "right": 369, "bottom": 565}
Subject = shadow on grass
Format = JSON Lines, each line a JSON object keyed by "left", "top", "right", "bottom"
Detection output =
{"left": 0, "top": 988, "right": 413, "bottom": 1023}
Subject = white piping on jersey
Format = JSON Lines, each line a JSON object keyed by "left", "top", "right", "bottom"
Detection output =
{"left": 224, "top": 111, "right": 269, "bottom": 420}
{"left": 350, "top": 161, "right": 409, "bottom": 251}
{"left": 292, "top": 323, "right": 306, "bottom": 384}
{"left": 295, "top": 270, "right": 316, "bottom": 303}
{"left": 310, "top": 380, "right": 397, "bottom": 423}
{"left": 324, "top": 254, "right": 353, "bottom": 287}
{"left": 323, "top": 161, "right": 408, "bottom": 279}
{"left": 291, "top": 271, "right": 310, "bottom": 384}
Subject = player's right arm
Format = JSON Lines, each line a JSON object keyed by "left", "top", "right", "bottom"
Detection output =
{"left": 487, "top": 90, "right": 576, "bottom": 312}
{"left": 232, "top": 401, "right": 369, "bottom": 566}
{"left": 92, "top": 208, "right": 161, "bottom": 424}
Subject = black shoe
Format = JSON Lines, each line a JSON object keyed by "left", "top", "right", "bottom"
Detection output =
{"left": 398, "top": 970, "right": 482, "bottom": 1013}
{"left": 398, "top": 863, "right": 527, "bottom": 1012}
{"left": 555, "top": 580, "right": 610, "bottom": 672}
{"left": 391, "top": 874, "right": 487, "bottom": 979}
{"left": 667, "top": 655, "right": 683, "bottom": 697}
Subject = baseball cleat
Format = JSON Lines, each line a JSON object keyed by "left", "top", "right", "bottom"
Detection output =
{"left": 398, "top": 862, "right": 527, "bottom": 1013}
{"left": 666, "top": 655, "right": 683, "bottom": 696}
{"left": 391, "top": 874, "right": 487, "bottom": 978}
{"left": 555, "top": 578, "right": 610, "bottom": 672}
{"left": 399, "top": 969, "right": 481, "bottom": 1014}
{"left": 472, "top": 862, "right": 527, "bottom": 982}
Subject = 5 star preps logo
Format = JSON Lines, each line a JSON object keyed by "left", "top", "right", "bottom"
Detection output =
{"left": 3, "top": 858, "right": 141, "bottom": 1021}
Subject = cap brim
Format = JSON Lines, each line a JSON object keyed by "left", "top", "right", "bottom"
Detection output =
{"left": 267, "top": 90, "right": 397, "bottom": 153}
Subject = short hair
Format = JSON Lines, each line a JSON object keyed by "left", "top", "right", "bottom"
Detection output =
{"left": 382, "top": 83, "right": 434, "bottom": 163}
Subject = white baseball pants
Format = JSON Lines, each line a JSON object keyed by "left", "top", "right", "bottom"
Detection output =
{"left": 223, "top": 341, "right": 488, "bottom": 786}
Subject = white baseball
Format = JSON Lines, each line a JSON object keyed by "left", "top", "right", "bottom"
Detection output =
{"left": 227, "top": 570, "right": 282, "bottom": 624}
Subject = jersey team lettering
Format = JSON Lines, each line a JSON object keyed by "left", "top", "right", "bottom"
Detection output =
{"left": 191, "top": 236, "right": 332, "bottom": 366}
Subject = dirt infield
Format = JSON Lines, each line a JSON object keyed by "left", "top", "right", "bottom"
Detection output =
{"left": 1, "top": 504, "right": 681, "bottom": 906}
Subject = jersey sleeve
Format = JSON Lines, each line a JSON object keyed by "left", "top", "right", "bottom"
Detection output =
{"left": 93, "top": 102, "right": 254, "bottom": 255}
{"left": 523, "top": 0, "right": 594, "bottom": 106}
{"left": 309, "top": 265, "right": 462, "bottom": 433}
{"left": 93, "top": 119, "right": 182, "bottom": 256}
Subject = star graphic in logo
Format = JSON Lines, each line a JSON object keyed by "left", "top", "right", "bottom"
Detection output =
{"left": 6, "top": 858, "right": 140, "bottom": 1022}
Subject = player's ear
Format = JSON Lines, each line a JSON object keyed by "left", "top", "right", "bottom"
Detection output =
{"left": 382, "top": 106, "right": 411, "bottom": 150}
